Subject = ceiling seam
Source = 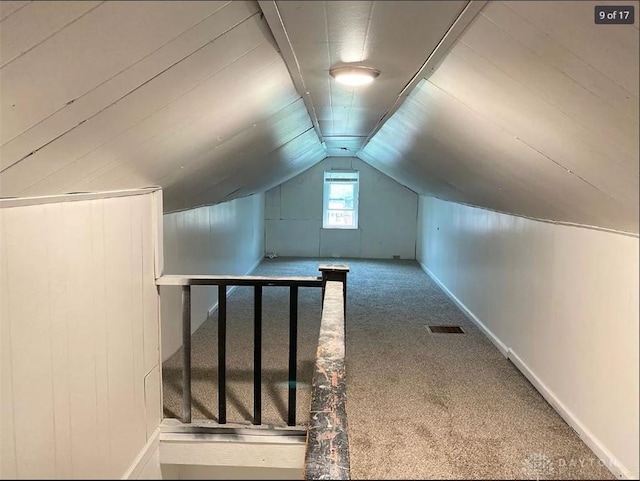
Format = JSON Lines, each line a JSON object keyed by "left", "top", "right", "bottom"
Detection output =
{"left": 0, "top": 1, "right": 31, "bottom": 23}
{"left": 324, "top": 1, "right": 334, "bottom": 140}
{"left": 424, "top": 79, "right": 620, "bottom": 202}
{"left": 3, "top": 11, "right": 264, "bottom": 180}
{"left": 12, "top": 36, "right": 276, "bottom": 197}
{"left": 356, "top": 0, "right": 488, "bottom": 157}
{"left": 358, "top": 149, "right": 464, "bottom": 198}
{"left": 1, "top": 1, "right": 107, "bottom": 70}
{"left": 150, "top": 98, "right": 311, "bottom": 189}
{"left": 54, "top": 54, "right": 291, "bottom": 195}
{"left": 475, "top": 11, "right": 639, "bottom": 126}
{"left": 180, "top": 126, "right": 320, "bottom": 206}
{"left": 454, "top": 37, "right": 638, "bottom": 161}
{"left": 342, "top": 1, "right": 374, "bottom": 146}
{"left": 1, "top": 1, "right": 250, "bottom": 156}
{"left": 262, "top": 0, "right": 324, "bottom": 146}
{"left": 10, "top": 34, "right": 276, "bottom": 197}
{"left": 359, "top": 2, "right": 374, "bottom": 62}
{"left": 431, "top": 195, "right": 640, "bottom": 238}
{"left": 500, "top": 1, "right": 639, "bottom": 100}
{"left": 511, "top": 137, "right": 620, "bottom": 201}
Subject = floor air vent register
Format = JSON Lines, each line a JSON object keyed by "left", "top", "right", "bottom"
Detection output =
{"left": 427, "top": 325, "right": 465, "bottom": 334}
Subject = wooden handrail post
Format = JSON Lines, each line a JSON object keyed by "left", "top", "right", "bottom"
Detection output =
{"left": 304, "top": 280, "right": 350, "bottom": 480}
{"left": 319, "top": 264, "right": 349, "bottom": 317}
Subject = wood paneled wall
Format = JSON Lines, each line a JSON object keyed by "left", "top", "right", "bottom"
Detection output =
{"left": 417, "top": 195, "right": 639, "bottom": 479}
{"left": 0, "top": 189, "right": 163, "bottom": 479}
{"left": 265, "top": 157, "right": 417, "bottom": 259}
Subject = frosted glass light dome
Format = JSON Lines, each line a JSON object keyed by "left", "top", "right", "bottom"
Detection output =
{"left": 330, "top": 66, "right": 380, "bottom": 86}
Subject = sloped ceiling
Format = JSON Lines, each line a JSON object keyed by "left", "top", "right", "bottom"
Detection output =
{"left": 0, "top": 1, "right": 325, "bottom": 212}
{"left": 1, "top": 1, "right": 638, "bottom": 233}
{"left": 359, "top": 1, "right": 639, "bottom": 234}
{"left": 261, "top": 0, "right": 473, "bottom": 157}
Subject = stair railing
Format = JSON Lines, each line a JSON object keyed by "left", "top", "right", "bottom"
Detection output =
{"left": 304, "top": 265, "right": 350, "bottom": 480}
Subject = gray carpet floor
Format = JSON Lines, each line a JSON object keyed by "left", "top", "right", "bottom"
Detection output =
{"left": 162, "top": 257, "right": 614, "bottom": 480}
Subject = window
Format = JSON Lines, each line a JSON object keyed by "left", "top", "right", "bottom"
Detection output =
{"left": 323, "top": 170, "right": 359, "bottom": 229}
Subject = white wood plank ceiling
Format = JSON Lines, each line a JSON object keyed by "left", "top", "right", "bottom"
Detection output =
{"left": 359, "top": 1, "right": 639, "bottom": 233}
{"left": 0, "top": 1, "right": 325, "bottom": 212}
{"left": 261, "top": 0, "right": 471, "bottom": 157}
{"left": 0, "top": 1, "right": 638, "bottom": 233}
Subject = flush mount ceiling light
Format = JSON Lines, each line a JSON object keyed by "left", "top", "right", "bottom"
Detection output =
{"left": 329, "top": 65, "right": 380, "bottom": 86}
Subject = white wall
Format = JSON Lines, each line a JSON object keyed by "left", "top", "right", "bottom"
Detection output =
{"left": 265, "top": 157, "right": 418, "bottom": 259}
{"left": 0, "top": 189, "right": 163, "bottom": 479}
{"left": 417, "top": 196, "right": 639, "bottom": 480}
{"left": 160, "top": 194, "right": 265, "bottom": 361}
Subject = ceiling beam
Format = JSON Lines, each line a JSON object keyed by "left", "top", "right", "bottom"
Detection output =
{"left": 258, "top": 0, "right": 325, "bottom": 148}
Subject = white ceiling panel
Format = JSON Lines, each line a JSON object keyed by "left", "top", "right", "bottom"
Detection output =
{"left": 2, "top": 12, "right": 271, "bottom": 195}
{"left": 166, "top": 129, "right": 325, "bottom": 212}
{"left": 356, "top": 0, "right": 637, "bottom": 233}
{"left": 289, "top": 41, "right": 330, "bottom": 73}
{"left": 359, "top": 138, "right": 466, "bottom": 201}
{"left": 90, "top": 61, "right": 296, "bottom": 187}
{"left": 505, "top": 1, "right": 639, "bottom": 97}
{"left": 480, "top": 1, "right": 638, "bottom": 122}
{"left": 326, "top": 148, "right": 360, "bottom": 158}
{"left": 325, "top": 134, "right": 367, "bottom": 157}
{"left": 430, "top": 44, "right": 638, "bottom": 202}
{"left": 0, "top": 1, "right": 30, "bottom": 22}
{"left": 361, "top": 36, "right": 638, "bottom": 232}
{"left": 358, "top": 1, "right": 470, "bottom": 74}
{"left": 20, "top": 44, "right": 295, "bottom": 197}
{"left": 273, "top": 0, "right": 469, "bottom": 153}
{"left": 362, "top": 80, "right": 636, "bottom": 229}
{"left": 325, "top": 1, "right": 372, "bottom": 63}
{"left": 455, "top": 14, "right": 638, "bottom": 160}
{"left": 0, "top": 1, "right": 101, "bottom": 69}
{"left": 318, "top": 120, "right": 333, "bottom": 135}
{"left": 153, "top": 99, "right": 314, "bottom": 198}
{"left": 0, "top": 1, "right": 232, "bottom": 146}
{"left": 0, "top": 0, "right": 259, "bottom": 171}
{"left": 271, "top": 0, "right": 328, "bottom": 44}
{"left": 0, "top": 1, "right": 326, "bottom": 212}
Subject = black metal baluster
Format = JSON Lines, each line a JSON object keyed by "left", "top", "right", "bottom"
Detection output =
{"left": 218, "top": 284, "right": 227, "bottom": 424}
{"left": 253, "top": 285, "right": 262, "bottom": 425}
{"left": 288, "top": 285, "right": 298, "bottom": 426}
{"left": 182, "top": 285, "right": 191, "bottom": 424}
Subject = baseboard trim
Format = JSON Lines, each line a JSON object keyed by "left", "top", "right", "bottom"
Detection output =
{"left": 418, "top": 261, "right": 508, "bottom": 357}
{"left": 247, "top": 256, "right": 264, "bottom": 276}
{"left": 207, "top": 256, "right": 264, "bottom": 318}
{"left": 508, "top": 350, "right": 632, "bottom": 480}
{"left": 417, "top": 260, "right": 635, "bottom": 480}
{"left": 121, "top": 428, "right": 160, "bottom": 479}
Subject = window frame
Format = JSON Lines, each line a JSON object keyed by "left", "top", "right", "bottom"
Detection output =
{"left": 322, "top": 170, "right": 360, "bottom": 230}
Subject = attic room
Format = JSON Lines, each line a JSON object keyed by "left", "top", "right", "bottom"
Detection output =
{"left": 0, "top": 1, "right": 638, "bottom": 480}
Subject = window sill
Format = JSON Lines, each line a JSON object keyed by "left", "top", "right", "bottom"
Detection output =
{"left": 321, "top": 226, "right": 360, "bottom": 231}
